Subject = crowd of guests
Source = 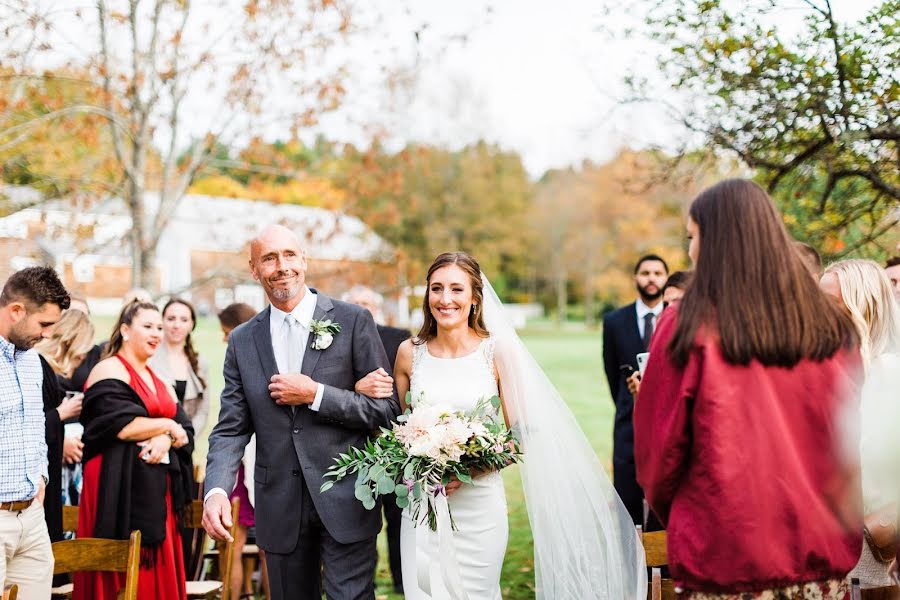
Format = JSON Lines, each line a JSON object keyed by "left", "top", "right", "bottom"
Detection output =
{"left": 0, "top": 177, "right": 899, "bottom": 599}
{"left": 606, "top": 179, "right": 900, "bottom": 598}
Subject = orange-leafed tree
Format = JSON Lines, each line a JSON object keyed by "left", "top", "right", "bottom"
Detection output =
{"left": 0, "top": 0, "right": 362, "bottom": 290}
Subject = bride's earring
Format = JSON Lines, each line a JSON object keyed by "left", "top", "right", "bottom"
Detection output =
{"left": 123, "top": 335, "right": 129, "bottom": 342}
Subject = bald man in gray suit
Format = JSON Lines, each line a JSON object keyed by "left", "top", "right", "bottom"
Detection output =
{"left": 202, "top": 225, "right": 400, "bottom": 600}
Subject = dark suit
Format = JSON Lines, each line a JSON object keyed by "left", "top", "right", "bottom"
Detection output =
{"left": 39, "top": 356, "right": 64, "bottom": 543}
{"left": 205, "top": 292, "right": 401, "bottom": 600}
{"left": 375, "top": 324, "right": 410, "bottom": 592}
{"left": 602, "top": 302, "right": 662, "bottom": 530}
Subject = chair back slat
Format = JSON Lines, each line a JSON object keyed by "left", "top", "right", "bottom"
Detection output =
{"left": 642, "top": 530, "right": 668, "bottom": 567}
{"left": 51, "top": 530, "right": 141, "bottom": 600}
{"left": 62, "top": 505, "right": 79, "bottom": 533}
{"left": 2, "top": 584, "right": 18, "bottom": 600}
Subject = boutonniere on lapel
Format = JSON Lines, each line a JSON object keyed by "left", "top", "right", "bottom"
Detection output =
{"left": 309, "top": 318, "right": 341, "bottom": 350}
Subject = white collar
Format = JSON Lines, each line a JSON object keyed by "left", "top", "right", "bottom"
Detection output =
{"left": 636, "top": 298, "right": 664, "bottom": 319}
{"left": 270, "top": 287, "right": 318, "bottom": 331}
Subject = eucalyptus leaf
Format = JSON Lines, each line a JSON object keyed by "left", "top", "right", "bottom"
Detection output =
{"left": 377, "top": 477, "right": 395, "bottom": 495}
{"left": 395, "top": 495, "right": 410, "bottom": 509}
{"left": 394, "top": 484, "right": 409, "bottom": 498}
{"left": 413, "top": 482, "right": 422, "bottom": 499}
{"left": 320, "top": 481, "right": 334, "bottom": 493}
{"left": 355, "top": 485, "right": 372, "bottom": 502}
{"left": 362, "top": 496, "right": 376, "bottom": 511}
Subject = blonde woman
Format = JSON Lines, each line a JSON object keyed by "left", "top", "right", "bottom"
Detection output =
{"left": 35, "top": 309, "right": 96, "bottom": 509}
{"left": 821, "top": 259, "right": 900, "bottom": 589}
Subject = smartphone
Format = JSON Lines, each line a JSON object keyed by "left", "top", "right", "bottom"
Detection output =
{"left": 64, "top": 391, "right": 80, "bottom": 399}
{"left": 619, "top": 364, "right": 636, "bottom": 378}
{"left": 636, "top": 352, "right": 650, "bottom": 376}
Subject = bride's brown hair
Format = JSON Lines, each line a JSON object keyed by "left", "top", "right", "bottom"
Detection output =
{"left": 414, "top": 252, "right": 490, "bottom": 344}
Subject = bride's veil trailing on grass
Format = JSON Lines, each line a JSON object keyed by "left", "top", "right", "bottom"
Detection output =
{"left": 481, "top": 274, "right": 647, "bottom": 600}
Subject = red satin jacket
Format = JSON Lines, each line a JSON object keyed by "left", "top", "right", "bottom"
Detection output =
{"left": 634, "top": 307, "right": 864, "bottom": 593}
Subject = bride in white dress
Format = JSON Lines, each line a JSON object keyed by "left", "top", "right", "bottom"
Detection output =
{"left": 392, "top": 252, "right": 646, "bottom": 600}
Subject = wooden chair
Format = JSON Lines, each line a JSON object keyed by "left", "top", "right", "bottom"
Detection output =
{"left": 637, "top": 525, "right": 675, "bottom": 600}
{"left": 182, "top": 498, "right": 240, "bottom": 600}
{"left": 51, "top": 530, "right": 141, "bottom": 600}
{"left": 851, "top": 578, "right": 900, "bottom": 600}
{"left": 62, "top": 505, "right": 79, "bottom": 534}
{"left": 2, "top": 584, "right": 17, "bottom": 600}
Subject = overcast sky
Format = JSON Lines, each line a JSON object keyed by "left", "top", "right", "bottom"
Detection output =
{"left": 310, "top": 0, "right": 880, "bottom": 177}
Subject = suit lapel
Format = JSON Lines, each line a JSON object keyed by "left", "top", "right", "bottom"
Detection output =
{"left": 300, "top": 291, "right": 335, "bottom": 378}
{"left": 252, "top": 307, "right": 279, "bottom": 379}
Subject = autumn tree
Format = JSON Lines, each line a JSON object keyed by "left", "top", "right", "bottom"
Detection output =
{"left": 0, "top": 0, "right": 366, "bottom": 289}
{"left": 632, "top": 0, "right": 899, "bottom": 258}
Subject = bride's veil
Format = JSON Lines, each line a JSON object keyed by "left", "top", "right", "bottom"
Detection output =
{"left": 481, "top": 274, "right": 647, "bottom": 599}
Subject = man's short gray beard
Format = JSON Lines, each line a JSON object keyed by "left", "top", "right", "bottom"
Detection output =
{"left": 270, "top": 284, "right": 302, "bottom": 302}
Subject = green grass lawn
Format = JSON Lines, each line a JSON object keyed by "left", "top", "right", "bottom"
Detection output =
{"left": 91, "top": 316, "right": 614, "bottom": 600}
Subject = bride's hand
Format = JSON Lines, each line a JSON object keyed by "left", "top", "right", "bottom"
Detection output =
{"left": 445, "top": 478, "right": 464, "bottom": 496}
{"left": 355, "top": 368, "right": 394, "bottom": 399}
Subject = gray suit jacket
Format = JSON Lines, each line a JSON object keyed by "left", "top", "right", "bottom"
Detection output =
{"left": 204, "top": 291, "right": 401, "bottom": 551}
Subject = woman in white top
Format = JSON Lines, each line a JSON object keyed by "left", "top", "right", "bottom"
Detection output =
{"left": 150, "top": 298, "right": 209, "bottom": 436}
{"left": 821, "top": 258, "right": 900, "bottom": 589}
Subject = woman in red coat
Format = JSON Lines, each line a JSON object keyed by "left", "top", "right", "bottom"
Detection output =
{"left": 74, "top": 301, "right": 194, "bottom": 600}
{"left": 634, "top": 179, "right": 864, "bottom": 599}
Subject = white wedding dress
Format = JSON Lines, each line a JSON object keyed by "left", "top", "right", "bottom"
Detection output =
{"left": 399, "top": 337, "right": 507, "bottom": 600}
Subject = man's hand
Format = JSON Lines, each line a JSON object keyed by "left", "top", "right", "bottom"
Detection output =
{"left": 202, "top": 494, "right": 234, "bottom": 542}
{"left": 35, "top": 479, "right": 46, "bottom": 506}
{"left": 269, "top": 373, "right": 318, "bottom": 406}
{"left": 63, "top": 435, "right": 84, "bottom": 464}
{"left": 626, "top": 372, "right": 641, "bottom": 397}
{"left": 355, "top": 368, "right": 394, "bottom": 399}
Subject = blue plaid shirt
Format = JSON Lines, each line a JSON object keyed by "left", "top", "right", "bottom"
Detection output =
{"left": 0, "top": 335, "right": 48, "bottom": 502}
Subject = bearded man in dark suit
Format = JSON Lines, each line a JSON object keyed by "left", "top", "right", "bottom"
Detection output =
{"left": 602, "top": 254, "right": 668, "bottom": 530}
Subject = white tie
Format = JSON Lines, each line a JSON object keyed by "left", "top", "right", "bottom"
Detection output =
{"left": 284, "top": 314, "right": 303, "bottom": 374}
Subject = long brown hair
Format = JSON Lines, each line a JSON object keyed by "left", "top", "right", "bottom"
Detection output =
{"left": 162, "top": 298, "right": 205, "bottom": 388}
{"left": 35, "top": 309, "right": 95, "bottom": 377}
{"left": 669, "top": 179, "right": 856, "bottom": 368}
{"left": 103, "top": 300, "right": 160, "bottom": 359}
{"left": 415, "top": 252, "right": 490, "bottom": 344}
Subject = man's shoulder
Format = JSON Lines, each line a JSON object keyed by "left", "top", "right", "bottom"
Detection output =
{"left": 603, "top": 302, "right": 636, "bottom": 325}
{"left": 378, "top": 324, "right": 411, "bottom": 341}
{"left": 230, "top": 309, "right": 265, "bottom": 338}
{"left": 329, "top": 297, "right": 368, "bottom": 321}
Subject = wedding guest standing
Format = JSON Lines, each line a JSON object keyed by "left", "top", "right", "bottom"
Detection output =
{"left": 0, "top": 266, "right": 69, "bottom": 598}
{"left": 150, "top": 298, "right": 209, "bottom": 437}
{"left": 602, "top": 254, "right": 668, "bottom": 528}
{"left": 661, "top": 271, "right": 691, "bottom": 307}
{"left": 635, "top": 179, "right": 864, "bottom": 598}
{"left": 216, "top": 302, "right": 270, "bottom": 600}
{"left": 35, "top": 309, "right": 94, "bottom": 536}
{"left": 35, "top": 312, "right": 95, "bottom": 508}
{"left": 74, "top": 301, "right": 194, "bottom": 600}
{"left": 821, "top": 259, "right": 900, "bottom": 589}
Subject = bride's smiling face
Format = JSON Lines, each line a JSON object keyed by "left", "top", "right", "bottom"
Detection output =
{"left": 428, "top": 264, "right": 474, "bottom": 330}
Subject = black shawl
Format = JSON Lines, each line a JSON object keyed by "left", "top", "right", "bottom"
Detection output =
{"left": 40, "top": 356, "right": 64, "bottom": 543}
{"left": 81, "top": 379, "right": 194, "bottom": 552}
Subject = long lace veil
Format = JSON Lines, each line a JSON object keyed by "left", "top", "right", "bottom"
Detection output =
{"left": 481, "top": 274, "right": 647, "bottom": 599}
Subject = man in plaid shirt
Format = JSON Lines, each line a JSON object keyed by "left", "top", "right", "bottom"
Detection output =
{"left": 0, "top": 267, "right": 69, "bottom": 598}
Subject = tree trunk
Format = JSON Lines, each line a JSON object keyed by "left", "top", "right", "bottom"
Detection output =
{"left": 555, "top": 268, "right": 567, "bottom": 325}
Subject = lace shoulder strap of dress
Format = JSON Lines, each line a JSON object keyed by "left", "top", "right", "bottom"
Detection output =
{"left": 480, "top": 335, "right": 496, "bottom": 381}
{"left": 410, "top": 339, "right": 427, "bottom": 381}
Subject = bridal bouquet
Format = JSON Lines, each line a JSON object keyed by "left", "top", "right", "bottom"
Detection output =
{"left": 320, "top": 394, "right": 521, "bottom": 530}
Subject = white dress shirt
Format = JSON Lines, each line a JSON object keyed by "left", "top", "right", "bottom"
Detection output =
{"left": 635, "top": 298, "right": 664, "bottom": 340}
{"left": 205, "top": 287, "right": 324, "bottom": 503}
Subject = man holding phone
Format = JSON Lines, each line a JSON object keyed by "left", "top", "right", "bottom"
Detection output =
{"left": 602, "top": 254, "right": 667, "bottom": 529}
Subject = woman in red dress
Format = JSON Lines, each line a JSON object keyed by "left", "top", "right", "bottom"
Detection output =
{"left": 74, "top": 300, "right": 194, "bottom": 600}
